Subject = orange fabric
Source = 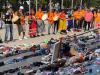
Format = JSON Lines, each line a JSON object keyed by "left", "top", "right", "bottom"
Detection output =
{"left": 80, "top": 9, "right": 85, "bottom": 17}
{"left": 35, "top": 11, "right": 44, "bottom": 20}
{"left": 94, "top": 12, "right": 100, "bottom": 28}
{"left": 48, "top": 12, "right": 54, "bottom": 24}
{"left": 95, "top": 13, "right": 100, "bottom": 22}
{"left": 27, "top": 16, "right": 31, "bottom": 20}
{"left": 73, "top": 11, "right": 82, "bottom": 20}
{"left": 59, "top": 12, "right": 66, "bottom": 20}
{"left": 94, "top": 12, "right": 97, "bottom": 17}
{"left": 20, "top": 15, "right": 25, "bottom": 25}
{"left": 28, "top": 14, "right": 36, "bottom": 20}
{"left": 79, "top": 54, "right": 84, "bottom": 62}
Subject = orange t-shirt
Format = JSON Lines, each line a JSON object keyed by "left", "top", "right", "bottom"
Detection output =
{"left": 59, "top": 12, "right": 66, "bottom": 20}
{"left": 80, "top": 9, "right": 85, "bottom": 17}
{"left": 48, "top": 12, "right": 54, "bottom": 24}
{"left": 95, "top": 13, "right": 100, "bottom": 22}
{"left": 28, "top": 15, "right": 35, "bottom": 21}
{"left": 35, "top": 11, "right": 44, "bottom": 20}
{"left": 94, "top": 12, "right": 97, "bottom": 17}
{"left": 73, "top": 11, "right": 82, "bottom": 20}
{"left": 20, "top": 15, "right": 25, "bottom": 25}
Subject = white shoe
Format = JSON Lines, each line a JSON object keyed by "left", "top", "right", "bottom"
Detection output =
{"left": 18, "top": 37, "right": 22, "bottom": 40}
{"left": 23, "top": 37, "right": 28, "bottom": 39}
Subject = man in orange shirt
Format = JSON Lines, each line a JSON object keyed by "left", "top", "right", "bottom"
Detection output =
{"left": 35, "top": 7, "right": 44, "bottom": 36}
{"left": 48, "top": 10, "right": 55, "bottom": 34}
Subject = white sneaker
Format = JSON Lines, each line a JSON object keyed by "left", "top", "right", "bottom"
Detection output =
{"left": 23, "top": 37, "right": 28, "bottom": 39}
{"left": 18, "top": 37, "right": 22, "bottom": 40}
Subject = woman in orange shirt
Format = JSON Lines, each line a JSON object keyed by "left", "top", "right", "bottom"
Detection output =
{"left": 58, "top": 10, "right": 67, "bottom": 33}
{"left": 35, "top": 8, "right": 44, "bottom": 36}
{"left": 19, "top": 13, "right": 27, "bottom": 39}
{"left": 15, "top": 11, "right": 27, "bottom": 40}
{"left": 73, "top": 9, "right": 82, "bottom": 31}
{"left": 94, "top": 9, "right": 100, "bottom": 29}
{"left": 48, "top": 10, "right": 55, "bottom": 34}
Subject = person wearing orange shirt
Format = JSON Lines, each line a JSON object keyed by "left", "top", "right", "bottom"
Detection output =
{"left": 19, "top": 12, "right": 27, "bottom": 39}
{"left": 15, "top": 11, "right": 27, "bottom": 40}
{"left": 58, "top": 10, "right": 67, "bottom": 33}
{"left": 35, "top": 7, "right": 44, "bottom": 36}
{"left": 73, "top": 9, "right": 83, "bottom": 31}
{"left": 94, "top": 9, "right": 100, "bottom": 29}
{"left": 80, "top": 8, "right": 86, "bottom": 29}
{"left": 47, "top": 10, "right": 55, "bottom": 35}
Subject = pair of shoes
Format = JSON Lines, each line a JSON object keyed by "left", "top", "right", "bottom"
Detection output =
{"left": 53, "top": 33, "right": 55, "bottom": 34}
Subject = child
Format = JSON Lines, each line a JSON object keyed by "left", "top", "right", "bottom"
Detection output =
{"left": 67, "top": 15, "right": 73, "bottom": 31}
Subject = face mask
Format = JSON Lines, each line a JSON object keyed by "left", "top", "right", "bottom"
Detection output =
{"left": 6, "top": 12, "right": 9, "bottom": 15}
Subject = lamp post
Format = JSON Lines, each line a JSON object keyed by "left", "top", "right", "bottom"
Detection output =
{"left": 49, "top": 0, "right": 52, "bottom": 12}
{"left": 36, "top": 0, "right": 37, "bottom": 12}
{"left": 29, "top": 0, "right": 31, "bottom": 15}
{"left": 80, "top": 0, "right": 83, "bottom": 9}
{"left": 61, "top": 0, "right": 64, "bottom": 9}
{"left": 71, "top": 0, "right": 73, "bottom": 9}
{"left": 71, "top": 0, "right": 74, "bottom": 14}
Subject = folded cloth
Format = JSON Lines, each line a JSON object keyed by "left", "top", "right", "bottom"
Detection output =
{"left": 95, "top": 49, "right": 100, "bottom": 53}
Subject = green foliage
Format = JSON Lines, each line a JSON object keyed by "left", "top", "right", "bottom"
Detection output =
{"left": 0, "top": 0, "right": 100, "bottom": 9}
{"left": 91, "top": 0, "right": 100, "bottom": 7}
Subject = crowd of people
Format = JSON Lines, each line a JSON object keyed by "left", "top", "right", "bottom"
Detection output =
{"left": 0, "top": 4, "right": 100, "bottom": 43}
{"left": 0, "top": 1, "right": 100, "bottom": 75}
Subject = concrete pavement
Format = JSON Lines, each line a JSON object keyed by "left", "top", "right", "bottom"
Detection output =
{"left": 0, "top": 21, "right": 99, "bottom": 47}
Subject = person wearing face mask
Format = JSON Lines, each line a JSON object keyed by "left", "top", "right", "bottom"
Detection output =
{"left": 4, "top": 8, "right": 13, "bottom": 42}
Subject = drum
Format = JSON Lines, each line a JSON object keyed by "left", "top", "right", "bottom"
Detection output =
{"left": 53, "top": 16, "right": 59, "bottom": 21}
{"left": 12, "top": 15, "right": 19, "bottom": 23}
{"left": 42, "top": 14, "right": 48, "bottom": 21}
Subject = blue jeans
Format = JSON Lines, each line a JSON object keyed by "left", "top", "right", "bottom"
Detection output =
{"left": 5, "top": 24, "right": 13, "bottom": 41}
{"left": 37, "top": 20, "right": 44, "bottom": 34}
{"left": 35, "top": 48, "right": 48, "bottom": 56}
{"left": 48, "top": 24, "right": 54, "bottom": 34}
